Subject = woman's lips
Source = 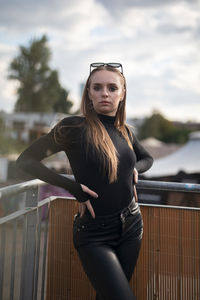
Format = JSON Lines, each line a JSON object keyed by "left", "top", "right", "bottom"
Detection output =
{"left": 100, "top": 101, "right": 110, "bottom": 105}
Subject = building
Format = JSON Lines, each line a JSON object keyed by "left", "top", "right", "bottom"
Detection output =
{"left": 140, "top": 137, "right": 181, "bottom": 159}
{"left": 145, "top": 131, "right": 200, "bottom": 180}
{"left": 141, "top": 132, "right": 200, "bottom": 207}
{"left": 4, "top": 112, "right": 68, "bottom": 143}
{"left": 0, "top": 112, "right": 71, "bottom": 184}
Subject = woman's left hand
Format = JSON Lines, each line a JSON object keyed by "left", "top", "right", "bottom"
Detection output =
{"left": 78, "top": 200, "right": 96, "bottom": 218}
{"left": 79, "top": 184, "right": 97, "bottom": 218}
{"left": 79, "top": 202, "right": 86, "bottom": 218}
{"left": 133, "top": 168, "right": 139, "bottom": 202}
{"left": 133, "top": 168, "right": 138, "bottom": 184}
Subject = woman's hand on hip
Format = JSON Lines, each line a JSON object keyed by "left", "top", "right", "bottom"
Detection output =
{"left": 79, "top": 184, "right": 98, "bottom": 218}
{"left": 133, "top": 168, "right": 139, "bottom": 202}
{"left": 133, "top": 168, "right": 138, "bottom": 184}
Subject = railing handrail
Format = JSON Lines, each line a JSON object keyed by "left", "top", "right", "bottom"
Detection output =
{"left": 0, "top": 179, "right": 46, "bottom": 199}
{"left": 137, "top": 180, "right": 200, "bottom": 193}
{"left": 0, "top": 175, "right": 200, "bottom": 200}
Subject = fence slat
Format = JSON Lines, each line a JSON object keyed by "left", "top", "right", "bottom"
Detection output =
{"left": 0, "top": 224, "right": 6, "bottom": 300}
{"left": 40, "top": 206, "right": 49, "bottom": 300}
{"left": 9, "top": 219, "right": 17, "bottom": 300}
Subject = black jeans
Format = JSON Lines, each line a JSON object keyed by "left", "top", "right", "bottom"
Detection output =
{"left": 73, "top": 201, "right": 143, "bottom": 300}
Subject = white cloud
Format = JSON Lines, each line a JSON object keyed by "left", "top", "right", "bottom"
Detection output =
{"left": 0, "top": 0, "right": 199, "bottom": 122}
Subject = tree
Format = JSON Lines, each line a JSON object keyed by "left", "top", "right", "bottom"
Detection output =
{"left": 138, "top": 111, "right": 189, "bottom": 144}
{"left": 8, "top": 35, "right": 73, "bottom": 113}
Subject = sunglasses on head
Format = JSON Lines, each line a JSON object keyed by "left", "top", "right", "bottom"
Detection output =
{"left": 90, "top": 62, "right": 123, "bottom": 74}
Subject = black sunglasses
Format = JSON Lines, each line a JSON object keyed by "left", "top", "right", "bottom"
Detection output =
{"left": 90, "top": 62, "right": 123, "bottom": 74}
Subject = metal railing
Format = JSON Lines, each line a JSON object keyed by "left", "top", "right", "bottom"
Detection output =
{"left": 0, "top": 177, "right": 200, "bottom": 300}
{"left": 0, "top": 179, "right": 48, "bottom": 300}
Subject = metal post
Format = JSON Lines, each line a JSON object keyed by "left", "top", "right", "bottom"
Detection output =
{"left": 9, "top": 219, "right": 17, "bottom": 300}
{"left": 20, "top": 187, "right": 38, "bottom": 300}
{"left": 0, "top": 224, "right": 6, "bottom": 300}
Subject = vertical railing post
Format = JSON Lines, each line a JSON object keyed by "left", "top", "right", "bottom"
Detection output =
{"left": 0, "top": 224, "right": 6, "bottom": 300}
{"left": 9, "top": 219, "right": 17, "bottom": 300}
{"left": 20, "top": 187, "right": 39, "bottom": 300}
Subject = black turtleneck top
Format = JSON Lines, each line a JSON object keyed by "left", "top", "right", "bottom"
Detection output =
{"left": 16, "top": 114, "right": 153, "bottom": 215}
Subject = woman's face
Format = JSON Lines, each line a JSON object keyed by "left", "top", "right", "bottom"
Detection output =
{"left": 88, "top": 70, "right": 125, "bottom": 116}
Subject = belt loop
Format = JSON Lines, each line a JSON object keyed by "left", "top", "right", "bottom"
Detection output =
{"left": 120, "top": 212, "right": 125, "bottom": 222}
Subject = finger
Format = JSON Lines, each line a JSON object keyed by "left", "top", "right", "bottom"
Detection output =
{"left": 85, "top": 187, "right": 98, "bottom": 198}
{"left": 79, "top": 204, "right": 82, "bottom": 216}
{"left": 133, "top": 169, "right": 138, "bottom": 184}
{"left": 81, "top": 184, "right": 98, "bottom": 198}
{"left": 85, "top": 200, "right": 95, "bottom": 219}
{"left": 79, "top": 203, "right": 86, "bottom": 217}
{"left": 134, "top": 185, "right": 138, "bottom": 202}
{"left": 134, "top": 174, "right": 138, "bottom": 184}
{"left": 81, "top": 205, "right": 86, "bottom": 217}
{"left": 78, "top": 203, "right": 82, "bottom": 214}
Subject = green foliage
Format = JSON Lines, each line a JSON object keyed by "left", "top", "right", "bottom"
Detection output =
{"left": 138, "top": 111, "right": 190, "bottom": 144}
{"left": 0, "top": 115, "right": 26, "bottom": 155}
{"left": 0, "top": 114, "right": 4, "bottom": 130}
{"left": 8, "top": 35, "right": 73, "bottom": 113}
{"left": 0, "top": 134, "right": 27, "bottom": 155}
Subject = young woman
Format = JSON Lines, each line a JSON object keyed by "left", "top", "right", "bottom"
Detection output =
{"left": 16, "top": 62, "right": 153, "bottom": 300}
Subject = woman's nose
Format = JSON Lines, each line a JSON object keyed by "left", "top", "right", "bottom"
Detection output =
{"left": 101, "top": 87, "right": 108, "bottom": 97}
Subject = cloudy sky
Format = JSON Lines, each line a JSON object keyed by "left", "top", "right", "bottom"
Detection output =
{"left": 0, "top": 0, "right": 200, "bottom": 122}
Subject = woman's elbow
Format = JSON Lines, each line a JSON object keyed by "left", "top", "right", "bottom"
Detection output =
{"left": 142, "top": 156, "right": 154, "bottom": 173}
{"left": 148, "top": 156, "right": 154, "bottom": 169}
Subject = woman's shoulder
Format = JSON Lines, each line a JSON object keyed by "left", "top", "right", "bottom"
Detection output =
{"left": 56, "top": 115, "right": 85, "bottom": 127}
{"left": 125, "top": 123, "right": 136, "bottom": 140}
{"left": 49, "top": 115, "right": 85, "bottom": 143}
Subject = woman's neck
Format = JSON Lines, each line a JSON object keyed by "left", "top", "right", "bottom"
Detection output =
{"left": 97, "top": 113, "right": 116, "bottom": 125}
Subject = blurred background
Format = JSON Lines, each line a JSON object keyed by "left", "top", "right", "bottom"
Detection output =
{"left": 0, "top": 0, "right": 200, "bottom": 210}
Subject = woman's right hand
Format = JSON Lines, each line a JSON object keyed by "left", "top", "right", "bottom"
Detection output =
{"left": 79, "top": 184, "right": 98, "bottom": 218}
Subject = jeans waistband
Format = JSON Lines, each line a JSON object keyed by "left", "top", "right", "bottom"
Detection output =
{"left": 82, "top": 200, "right": 139, "bottom": 224}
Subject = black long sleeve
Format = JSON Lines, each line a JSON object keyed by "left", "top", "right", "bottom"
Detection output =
{"left": 16, "top": 115, "right": 153, "bottom": 215}
{"left": 16, "top": 129, "right": 89, "bottom": 203}
{"left": 132, "top": 133, "right": 153, "bottom": 173}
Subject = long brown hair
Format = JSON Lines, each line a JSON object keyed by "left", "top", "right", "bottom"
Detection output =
{"left": 81, "top": 66, "right": 133, "bottom": 183}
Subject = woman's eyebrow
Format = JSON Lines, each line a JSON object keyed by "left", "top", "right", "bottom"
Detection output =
{"left": 92, "top": 82, "right": 118, "bottom": 86}
{"left": 108, "top": 83, "right": 118, "bottom": 86}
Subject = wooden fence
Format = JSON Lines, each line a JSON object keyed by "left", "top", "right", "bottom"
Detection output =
{"left": 46, "top": 198, "right": 200, "bottom": 300}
